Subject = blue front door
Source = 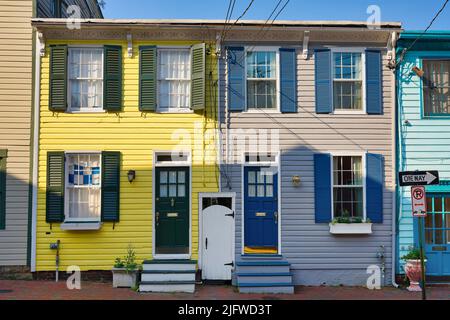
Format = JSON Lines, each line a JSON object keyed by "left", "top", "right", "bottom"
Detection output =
{"left": 422, "top": 194, "right": 450, "bottom": 276}
{"left": 244, "top": 167, "right": 278, "bottom": 253}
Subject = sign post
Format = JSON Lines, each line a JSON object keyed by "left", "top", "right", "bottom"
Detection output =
{"left": 411, "top": 185, "right": 427, "bottom": 300}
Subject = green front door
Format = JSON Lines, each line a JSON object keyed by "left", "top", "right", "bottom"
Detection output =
{"left": 155, "top": 167, "right": 190, "bottom": 254}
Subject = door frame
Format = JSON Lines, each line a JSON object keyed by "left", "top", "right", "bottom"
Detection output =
{"left": 152, "top": 151, "right": 192, "bottom": 260}
{"left": 198, "top": 192, "right": 236, "bottom": 271}
{"left": 241, "top": 152, "right": 281, "bottom": 255}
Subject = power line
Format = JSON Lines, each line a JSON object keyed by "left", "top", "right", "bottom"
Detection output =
{"left": 221, "top": 0, "right": 256, "bottom": 43}
{"left": 396, "top": 0, "right": 449, "bottom": 68}
{"left": 220, "top": 0, "right": 237, "bottom": 44}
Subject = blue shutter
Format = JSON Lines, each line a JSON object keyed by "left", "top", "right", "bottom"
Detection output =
{"left": 315, "top": 49, "right": 332, "bottom": 114}
{"left": 227, "top": 47, "right": 245, "bottom": 112}
{"left": 366, "top": 50, "right": 383, "bottom": 115}
{"left": 366, "top": 153, "right": 384, "bottom": 223}
{"left": 314, "top": 153, "right": 332, "bottom": 223}
{"left": 280, "top": 48, "right": 297, "bottom": 113}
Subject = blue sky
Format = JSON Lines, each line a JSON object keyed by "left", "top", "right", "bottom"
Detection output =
{"left": 102, "top": 0, "right": 450, "bottom": 30}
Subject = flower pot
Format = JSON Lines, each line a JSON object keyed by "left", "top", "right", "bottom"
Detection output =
{"left": 112, "top": 268, "right": 138, "bottom": 288}
{"left": 404, "top": 259, "right": 426, "bottom": 292}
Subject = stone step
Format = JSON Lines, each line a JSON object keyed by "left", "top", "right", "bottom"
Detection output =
{"left": 236, "top": 273, "right": 293, "bottom": 284}
{"left": 142, "top": 260, "right": 197, "bottom": 272}
{"left": 141, "top": 270, "right": 196, "bottom": 282}
{"left": 139, "top": 281, "right": 196, "bottom": 293}
{"left": 238, "top": 283, "right": 295, "bottom": 294}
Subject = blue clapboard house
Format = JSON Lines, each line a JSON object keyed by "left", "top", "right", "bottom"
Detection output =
{"left": 397, "top": 31, "right": 450, "bottom": 280}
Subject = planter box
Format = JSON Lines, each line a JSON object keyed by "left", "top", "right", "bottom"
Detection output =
{"left": 329, "top": 223, "right": 373, "bottom": 235}
{"left": 112, "top": 268, "right": 138, "bottom": 288}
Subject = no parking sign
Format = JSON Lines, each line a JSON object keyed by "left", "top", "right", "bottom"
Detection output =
{"left": 411, "top": 186, "right": 427, "bottom": 217}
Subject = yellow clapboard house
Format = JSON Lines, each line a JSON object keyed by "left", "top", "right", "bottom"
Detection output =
{"left": 32, "top": 20, "right": 220, "bottom": 291}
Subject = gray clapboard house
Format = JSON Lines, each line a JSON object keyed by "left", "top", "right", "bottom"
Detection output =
{"left": 0, "top": 0, "right": 102, "bottom": 274}
{"left": 217, "top": 21, "right": 402, "bottom": 292}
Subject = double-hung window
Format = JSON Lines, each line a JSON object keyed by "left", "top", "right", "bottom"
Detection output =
{"left": 157, "top": 49, "right": 191, "bottom": 111}
{"left": 66, "top": 153, "right": 101, "bottom": 221}
{"left": 332, "top": 156, "right": 364, "bottom": 218}
{"left": 333, "top": 52, "right": 363, "bottom": 111}
{"left": 246, "top": 50, "right": 277, "bottom": 110}
{"left": 68, "top": 47, "right": 104, "bottom": 112}
{"left": 423, "top": 59, "right": 450, "bottom": 117}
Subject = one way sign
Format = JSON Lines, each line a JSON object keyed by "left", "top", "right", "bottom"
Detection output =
{"left": 399, "top": 171, "right": 440, "bottom": 187}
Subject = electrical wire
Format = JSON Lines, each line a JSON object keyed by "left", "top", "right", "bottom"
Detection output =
{"left": 396, "top": 0, "right": 449, "bottom": 68}
{"left": 221, "top": 0, "right": 256, "bottom": 43}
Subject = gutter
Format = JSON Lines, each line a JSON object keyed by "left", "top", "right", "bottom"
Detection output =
{"left": 30, "top": 29, "right": 42, "bottom": 272}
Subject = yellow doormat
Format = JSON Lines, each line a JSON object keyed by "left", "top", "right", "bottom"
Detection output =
{"left": 244, "top": 246, "right": 278, "bottom": 254}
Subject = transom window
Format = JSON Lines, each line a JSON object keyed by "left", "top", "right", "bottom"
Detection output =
{"left": 157, "top": 49, "right": 191, "bottom": 111}
{"left": 248, "top": 171, "right": 274, "bottom": 198}
{"left": 423, "top": 60, "right": 450, "bottom": 117}
{"left": 66, "top": 153, "right": 101, "bottom": 221}
{"left": 425, "top": 195, "right": 450, "bottom": 245}
{"left": 246, "top": 51, "right": 277, "bottom": 109}
{"left": 68, "top": 47, "right": 104, "bottom": 111}
{"left": 159, "top": 170, "right": 186, "bottom": 198}
{"left": 333, "top": 156, "right": 364, "bottom": 218}
{"left": 333, "top": 52, "right": 363, "bottom": 111}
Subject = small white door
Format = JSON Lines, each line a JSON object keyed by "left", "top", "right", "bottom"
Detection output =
{"left": 201, "top": 201, "right": 234, "bottom": 280}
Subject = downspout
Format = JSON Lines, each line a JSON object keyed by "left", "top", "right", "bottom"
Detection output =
{"left": 391, "top": 32, "right": 399, "bottom": 288}
{"left": 31, "top": 29, "right": 42, "bottom": 272}
{"left": 216, "top": 33, "right": 222, "bottom": 192}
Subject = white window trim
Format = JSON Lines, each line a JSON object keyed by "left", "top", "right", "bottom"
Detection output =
{"left": 67, "top": 46, "right": 106, "bottom": 114}
{"left": 244, "top": 46, "right": 281, "bottom": 113}
{"left": 64, "top": 151, "right": 102, "bottom": 223}
{"left": 329, "top": 47, "right": 367, "bottom": 115}
{"left": 330, "top": 152, "right": 367, "bottom": 221}
{"left": 156, "top": 47, "right": 193, "bottom": 114}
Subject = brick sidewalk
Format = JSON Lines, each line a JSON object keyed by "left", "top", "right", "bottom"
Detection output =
{"left": 0, "top": 280, "right": 448, "bottom": 300}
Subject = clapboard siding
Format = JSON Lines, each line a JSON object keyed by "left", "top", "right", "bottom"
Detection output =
{"left": 36, "top": 40, "right": 218, "bottom": 271}
{"left": 37, "top": 0, "right": 103, "bottom": 18}
{"left": 397, "top": 50, "right": 450, "bottom": 273}
{"left": 0, "top": 0, "right": 33, "bottom": 266}
{"left": 220, "top": 46, "right": 395, "bottom": 285}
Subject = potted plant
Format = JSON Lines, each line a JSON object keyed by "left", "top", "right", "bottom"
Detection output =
{"left": 329, "top": 210, "right": 373, "bottom": 234}
{"left": 402, "top": 247, "right": 426, "bottom": 292}
{"left": 112, "top": 245, "right": 140, "bottom": 288}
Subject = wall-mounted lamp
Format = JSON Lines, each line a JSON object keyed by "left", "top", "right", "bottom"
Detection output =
{"left": 127, "top": 170, "right": 136, "bottom": 183}
{"left": 292, "top": 176, "right": 301, "bottom": 186}
{"left": 411, "top": 66, "right": 424, "bottom": 78}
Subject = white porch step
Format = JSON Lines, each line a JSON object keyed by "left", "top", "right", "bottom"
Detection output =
{"left": 139, "top": 281, "right": 196, "bottom": 293}
{"left": 141, "top": 270, "right": 196, "bottom": 282}
{"left": 139, "top": 260, "right": 198, "bottom": 293}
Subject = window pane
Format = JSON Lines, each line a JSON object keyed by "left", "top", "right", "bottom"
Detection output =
{"left": 266, "top": 173, "right": 273, "bottom": 185}
{"left": 69, "top": 48, "right": 103, "bottom": 111}
{"left": 257, "top": 185, "right": 265, "bottom": 197}
{"left": 160, "top": 184, "right": 168, "bottom": 197}
{"left": 445, "top": 197, "right": 450, "bottom": 212}
{"left": 333, "top": 81, "right": 362, "bottom": 110}
{"left": 247, "top": 80, "right": 276, "bottom": 109}
{"left": 423, "top": 60, "right": 450, "bottom": 116}
{"left": 178, "top": 171, "right": 185, "bottom": 184}
{"left": 248, "top": 185, "right": 256, "bottom": 197}
{"left": 178, "top": 184, "right": 185, "bottom": 197}
{"left": 158, "top": 49, "right": 191, "bottom": 110}
{"left": 248, "top": 171, "right": 256, "bottom": 184}
{"left": 435, "top": 197, "right": 443, "bottom": 212}
{"left": 169, "top": 184, "right": 177, "bottom": 197}
{"left": 169, "top": 171, "right": 177, "bottom": 183}
{"left": 266, "top": 185, "right": 273, "bottom": 197}
{"left": 247, "top": 51, "right": 276, "bottom": 79}
{"left": 160, "top": 171, "right": 168, "bottom": 183}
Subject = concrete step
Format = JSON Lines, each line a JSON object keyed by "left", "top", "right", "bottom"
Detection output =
{"left": 139, "top": 281, "right": 196, "bottom": 293}
{"left": 240, "top": 254, "right": 283, "bottom": 260}
{"left": 236, "top": 273, "right": 293, "bottom": 284}
{"left": 142, "top": 260, "right": 197, "bottom": 272}
{"left": 238, "top": 283, "right": 295, "bottom": 294}
{"left": 141, "top": 270, "right": 196, "bottom": 282}
{"left": 235, "top": 263, "right": 291, "bottom": 274}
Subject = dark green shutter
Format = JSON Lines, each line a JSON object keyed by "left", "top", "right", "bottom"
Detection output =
{"left": 190, "top": 43, "right": 206, "bottom": 110}
{"left": 139, "top": 46, "right": 157, "bottom": 111}
{"left": 101, "top": 151, "right": 120, "bottom": 222}
{"left": 0, "top": 150, "right": 7, "bottom": 230}
{"left": 49, "top": 45, "right": 68, "bottom": 112}
{"left": 46, "top": 152, "right": 65, "bottom": 223}
{"left": 103, "top": 46, "right": 123, "bottom": 112}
